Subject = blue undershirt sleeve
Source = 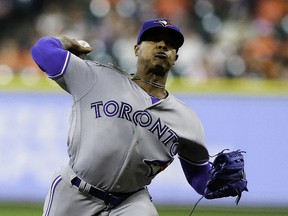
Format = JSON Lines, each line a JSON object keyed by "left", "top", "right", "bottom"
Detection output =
{"left": 179, "top": 157, "right": 212, "bottom": 195}
{"left": 31, "top": 36, "right": 71, "bottom": 79}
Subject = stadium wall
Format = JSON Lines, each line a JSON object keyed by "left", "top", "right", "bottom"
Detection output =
{"left": 1, "top": 78, "right": 287, "bottom": 207}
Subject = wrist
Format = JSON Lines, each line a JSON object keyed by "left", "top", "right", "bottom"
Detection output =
{"left": 56, "top": 36, "right": 74, "bottom": 50}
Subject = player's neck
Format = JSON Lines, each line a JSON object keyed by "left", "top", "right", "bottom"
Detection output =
{"left": 132, "top": 75, "right": 168, "bottom": 99}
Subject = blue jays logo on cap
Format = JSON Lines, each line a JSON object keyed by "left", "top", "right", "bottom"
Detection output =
{"left": 137, "top": 18, "right": 184, "bottom": 48}
{"left": 156, "top": 19, "right": 173, "bottom": 27}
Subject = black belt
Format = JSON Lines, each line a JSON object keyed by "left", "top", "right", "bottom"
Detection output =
{"left": 71, "top": 177, "right": 142, "bottom": 208}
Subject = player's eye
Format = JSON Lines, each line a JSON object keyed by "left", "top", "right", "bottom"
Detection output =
{"left": 143, "top": 35, "right": 161, "bottom": 42}
{"left": 165, "top": 41, "right": 177, "bottom": 49}
{"left": 142, "top": 35, "right": 177, "bottom": 50}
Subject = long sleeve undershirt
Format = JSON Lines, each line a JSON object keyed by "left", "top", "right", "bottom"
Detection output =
{"left": 179, "top": 157, "right": 212, "bottom": 195}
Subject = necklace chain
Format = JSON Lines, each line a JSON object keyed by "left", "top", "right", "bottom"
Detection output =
{"left": 132, "top": 75, "right": 165, "bottom": 89}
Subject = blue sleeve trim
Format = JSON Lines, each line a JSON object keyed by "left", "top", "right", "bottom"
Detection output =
{"left": 48, "top": 52, "right": 71, "bottom": 79}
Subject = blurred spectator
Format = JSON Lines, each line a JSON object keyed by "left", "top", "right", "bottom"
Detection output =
{"left": 154, "top": 0, "right": 189, "bottom": 21}
{"left": 241, "top": 35, "right": 281, "bottom": 79}
{"left": 1, "top": 0, "right": 288, "bottom": 80}
{"left": 0, "top": 39, "right": 19, "bottom": 71}
{"left": 35, "top": 3, "right": 68, "bottom": 36}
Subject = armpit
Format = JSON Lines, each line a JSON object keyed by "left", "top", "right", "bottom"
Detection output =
{"left": 178, "top": 138, "right": 209, "bottom": 164}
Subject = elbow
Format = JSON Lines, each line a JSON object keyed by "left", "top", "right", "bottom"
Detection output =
{"left": 31, "top": 37, "right": 62, "bottom": 63}
{"left": 30, "top": 37, "right": 69, "bottom": 76}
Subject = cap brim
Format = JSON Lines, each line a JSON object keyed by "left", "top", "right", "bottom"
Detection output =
{"left": 138, "top": 27, "right": 184, "bottom": 48}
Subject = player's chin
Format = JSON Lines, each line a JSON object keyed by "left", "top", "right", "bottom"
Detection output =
{"left": 154, "top": 57, "right": 172, "bottom": 67}
{"left": 152, "top": 63, "right": 170, "bottom": 75}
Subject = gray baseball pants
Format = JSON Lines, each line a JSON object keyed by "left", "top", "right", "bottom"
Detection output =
{"left": 42, "top": 165, "right": 159, "bottom": 216}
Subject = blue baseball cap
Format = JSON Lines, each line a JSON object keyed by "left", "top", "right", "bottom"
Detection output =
{"left": 137, "top": 18, "right": 184, "bottom": 48}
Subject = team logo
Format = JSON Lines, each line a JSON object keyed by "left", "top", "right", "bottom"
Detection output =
{"left": 144, "top": 159, "right": 173, "bottom": 177}
{"left": 155, "top": 19, "right": 173, "bottom": 27}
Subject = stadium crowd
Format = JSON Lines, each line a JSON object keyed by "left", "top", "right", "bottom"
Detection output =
{"left": 1, "top": 0, "right": 288, "bottom": 81}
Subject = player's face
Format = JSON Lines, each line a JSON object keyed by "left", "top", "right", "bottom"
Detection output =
{"left": 134, "top": 33, "right": 179, "bottom": 74}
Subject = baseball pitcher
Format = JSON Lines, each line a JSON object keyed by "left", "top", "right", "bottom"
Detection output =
{"left": 31, "top": 18, "right": 248, "bottom": 216}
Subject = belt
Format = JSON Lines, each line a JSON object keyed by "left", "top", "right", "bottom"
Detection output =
{"left": 71, "top": 177, "right": 142, "bottom": 208}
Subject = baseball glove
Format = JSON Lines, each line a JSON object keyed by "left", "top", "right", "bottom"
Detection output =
{"left": 204, "top": 149, "right": 248, "bottom": 204}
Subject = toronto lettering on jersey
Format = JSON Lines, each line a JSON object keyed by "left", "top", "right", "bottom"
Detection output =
{"left": 91, "top": 100, "right": 179, "bottom": 156}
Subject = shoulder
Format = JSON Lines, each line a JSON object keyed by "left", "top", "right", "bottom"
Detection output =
{"left": 86, "top": 61, "right": 131, "bottom": 79}
{"left": 160, "top": 94, "right": 208, "bottom": 159}
{"left": 165, "top": 94, "right": 200, "bottom": 119}
{"left": 153, "top": 94, "right": 204, "bottom": 140}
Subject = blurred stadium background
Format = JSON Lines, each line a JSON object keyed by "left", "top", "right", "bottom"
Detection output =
{"left": 1, "top": 0, "right": 288, "bottom": 215}
{"left": 3, "top": 0, "right": 288, "bottom": 79}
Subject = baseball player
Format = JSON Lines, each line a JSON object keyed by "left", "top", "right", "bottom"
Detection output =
{"left": 31, "top": 18, "right": 247, "bottom": 216}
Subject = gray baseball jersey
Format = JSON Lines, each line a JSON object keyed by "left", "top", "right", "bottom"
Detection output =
{"left": 54, "top": 54, "right": 209, "bottom": 193}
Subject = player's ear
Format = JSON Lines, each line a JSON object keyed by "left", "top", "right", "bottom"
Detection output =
{"left": 134, "top": 44, "right": 140, "bottom": 56}
{"left": 172, "top": 53, "right": 178, "bottom": 65}
{"left": 175, "top": 54, "right": 179, "bottom": 62}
